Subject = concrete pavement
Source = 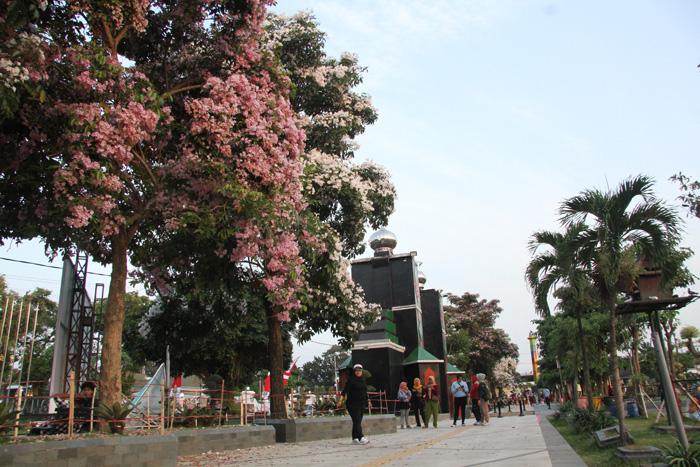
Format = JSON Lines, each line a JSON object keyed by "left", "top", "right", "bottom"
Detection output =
{"left": 178, "top": 404, "right": 586, "bottom": 467}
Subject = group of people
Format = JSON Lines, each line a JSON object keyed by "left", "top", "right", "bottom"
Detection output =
{"left": 399, "top": 373, "right": 494, "bottom": 429}
{"left": 396, "top": 375, "right": 442, "bottom": 429}
{"left": 404, "top": 373, "right": 494, "bottom": 428}
{"left": 336, "top": 365, "right": 497, "bottom": 446}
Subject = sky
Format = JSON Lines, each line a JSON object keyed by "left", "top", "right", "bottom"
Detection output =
{"left": 1, "top": 0, "right": 699, "bottom": 376}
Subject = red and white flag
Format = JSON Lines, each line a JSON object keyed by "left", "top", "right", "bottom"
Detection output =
{"left": 169, "top": 374, "right": 182, "bottom": 397}
{"left": 263, "top": 358, "right": 299, "bottom": 393}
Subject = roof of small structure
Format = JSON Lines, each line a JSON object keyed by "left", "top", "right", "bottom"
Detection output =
{"left": 338, "top": 356, "right": 352, "bottom": 370}
{"left": 446, "top": 363, "right": 463, "bottom": 374}
{"left": 616, "top": 295, "right": 698, "bottom": 315}
{"left": 403, "top": 347, "right": 442, "bottom": 365}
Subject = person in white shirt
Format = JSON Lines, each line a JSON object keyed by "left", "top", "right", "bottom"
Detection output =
{"left": 451, "top": 375, "right": 469, "bottom": 426}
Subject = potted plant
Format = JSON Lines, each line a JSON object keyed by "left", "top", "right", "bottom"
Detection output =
{"left": 95, "top": 401, "right": 134, "bottom": 434}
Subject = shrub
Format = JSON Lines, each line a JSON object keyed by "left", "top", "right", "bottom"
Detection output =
{"left": 198, "top": 407, "right": 218, "bottom": 426}
{"left": 569, "top": 407, "right": 616, "bottom": 433}
{"left": 177, "top": 407, "right": 199, "bottom": 427}
{"left": 553, "top": 400, "right": 575, "bottom": 420}
{"left": 312, "top": 398, "right": 337, "bottom": 416}
{"left": 0, "top": 403, "right": 19, "bottom": 434}
{"left": 95, "top": 401, "right": 134, "bottom": 434}
{"left": 664, "top": 440, "right": 700, "bottom": 466}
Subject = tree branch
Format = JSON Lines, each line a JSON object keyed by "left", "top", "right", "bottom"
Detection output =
{"left": 133, "top": 145, "right": 160, "bottom": 189}
{"left": 164, "top": 84, "right": 204, "bottom": 97}
{"left": 100, "top": 17, "right": 117, "bottom": 55}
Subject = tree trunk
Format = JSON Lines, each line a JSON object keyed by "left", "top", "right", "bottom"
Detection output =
{"left": 265, "top": 300, "right": 287, "bottom": 419}
{"left": 575, "top": 308, "right": 594, "bottom": 409}
{"left": 99, "top": 230, "right": 129, "bottom": 409}
{"left": 630, "top": 325, "right": 647, "bottom": 417}
{"left": 686, "top": 339, "right": 700, "bottom": 358}
{"left": 608, "top": 299, "right": 632, "bottom": 444}
{"left": 664, "top": 327, "right": 676, "bottom": 379}
{"left": 572, "top": 354, "right": 579, "bottom": 405}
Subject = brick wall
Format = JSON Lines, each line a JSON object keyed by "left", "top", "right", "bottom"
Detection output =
{"left": 175, "top": 425, "right": 275, "bottom": 456}
{"left": 0, "top": 433, "right": 177, "bottom": 467}
{"left": 0, "top": 417, "right": 395, "bottom": 465}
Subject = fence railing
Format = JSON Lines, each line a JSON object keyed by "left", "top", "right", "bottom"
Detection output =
{"left": 0, "top": 378, "right": 391, "bottom": 440}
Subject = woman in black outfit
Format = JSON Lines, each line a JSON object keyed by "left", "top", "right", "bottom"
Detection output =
{"left": 411, "top": 377, "right": 427, "bottom": 428}
{"left": 337, "top": 364, "right": 372, "bottom": 445}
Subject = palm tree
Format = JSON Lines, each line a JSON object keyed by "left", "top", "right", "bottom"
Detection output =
{"left": 526, "top": 223, "right": 595, "bottom": 408}
{"left": 559, "top": 175, "right": 680, "bottom": 444}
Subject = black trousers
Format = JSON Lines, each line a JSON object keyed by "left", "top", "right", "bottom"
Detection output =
{"left": 453, "top": 396, "right": 468, "bottom": 423}
{"left": 471, "top": 399, "right": 482, "bottom": 422}
{"left": 347, "top": 405, "right": 364, "bottom": 440}
{"left": 413, "top": 403, "right": 426, "bottom": 426}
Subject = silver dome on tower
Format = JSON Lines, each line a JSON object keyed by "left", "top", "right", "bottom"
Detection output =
{"left": 369, "top": 227, "right": 397, "bottom": 255}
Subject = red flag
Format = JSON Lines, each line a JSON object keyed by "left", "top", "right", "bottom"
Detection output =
{"left": 264, "top": 358, "right": 299, "bottom": 392}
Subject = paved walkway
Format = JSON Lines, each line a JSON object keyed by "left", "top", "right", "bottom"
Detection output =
{"left": 178, "top": 405, "right": 586, "bottom": 467}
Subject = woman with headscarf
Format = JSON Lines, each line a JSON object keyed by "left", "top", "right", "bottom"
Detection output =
{"left": 424, "top": 375, "right": 440, "bottom": 428}
{"left": 337, "top": 364, "right": 372, "bottom": 445}
{"left": 476, "top": 373, "right": 491, "bottom": 426}
{"left": 411, "top": 377, "right": 427, "bottom": 428}
{"left": 397, "top": 381, "right": 411, "bottom": 428}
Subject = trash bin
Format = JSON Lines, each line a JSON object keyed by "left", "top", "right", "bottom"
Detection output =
{"left": 609, "top": 402, "right": 617, "bottom": 418}
{"left": 626, "top": 402, "right": 639, "bottom": 417}
{"left": 593, "top": 397, "right": 602, "bottom": 410}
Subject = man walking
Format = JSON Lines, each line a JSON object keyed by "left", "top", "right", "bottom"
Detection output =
{"left": 470, "top": 375, "right": 482, "bottom": 425}
{"left": 543, "top": 388, "right": 551, "bottom": 409}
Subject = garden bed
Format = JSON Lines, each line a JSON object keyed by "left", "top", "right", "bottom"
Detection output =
{"left": 548, "top": 414, "right": 680, "bottom": 466}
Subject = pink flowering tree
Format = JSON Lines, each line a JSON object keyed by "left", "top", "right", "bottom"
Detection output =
{"left": 125, "top": 10, "right": 395, "bottom": 417}
{"left": 443, "top": 292, "right": 519, "bottom": 378}
{"left": 134, "top": 9, "right": 395, "bottom": 382}
{"left": 0, "top": 0, "right": 311, "bottom": 410}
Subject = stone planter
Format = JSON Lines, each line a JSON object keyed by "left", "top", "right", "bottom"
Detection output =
{"left": 614, "top": 445, "right": 663, "bottom": 463}
{"left": 260, "top": 414, "right": 396, "bottom": 443}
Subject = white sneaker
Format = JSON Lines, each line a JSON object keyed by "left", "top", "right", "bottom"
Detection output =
{"left": 359, "top": 437, "right": 370, "bottom": 445}
{"left": 352, "top": 439, "right": 360, "bottom": 445}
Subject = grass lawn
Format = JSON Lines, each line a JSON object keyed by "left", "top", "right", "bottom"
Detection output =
{"left": 548, "top": 414, "right": 700, "bottom": 466}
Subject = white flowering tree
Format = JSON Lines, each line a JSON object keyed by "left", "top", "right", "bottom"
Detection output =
{"left": 492, "top": 357, "right": 519, "bottom": 393}
{"left": 266, "top": 10, "right": 395, "bottom": 344}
